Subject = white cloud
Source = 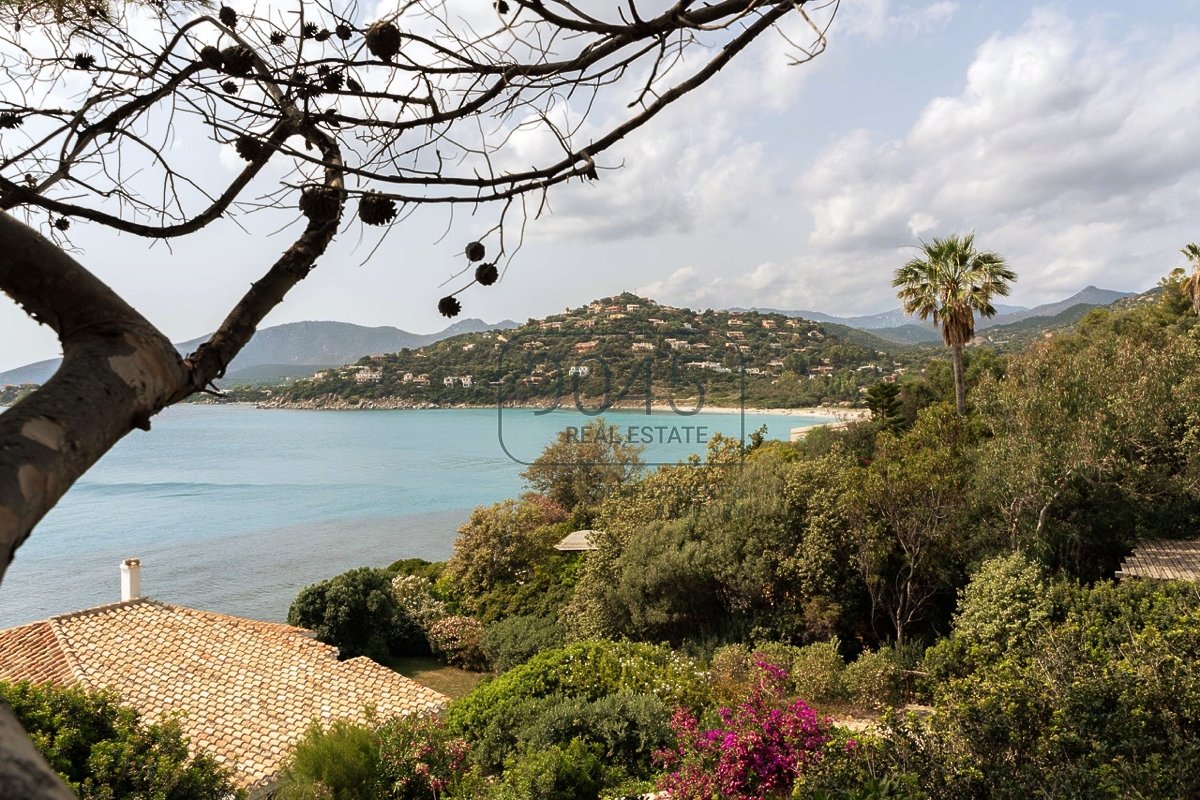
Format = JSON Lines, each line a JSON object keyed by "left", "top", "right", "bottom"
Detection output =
{"left": 838, "top": 0, "right": 959, "bottom": 41}
{"left": 784, "top": 8, "right": 1200, "bottom": 307}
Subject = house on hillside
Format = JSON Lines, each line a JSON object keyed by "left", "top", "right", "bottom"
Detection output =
{"left": 354, "top": 367, "right": 382, "bottom": 383}
{"left": 0, "top": 560, "right": 446, "bottom": 797}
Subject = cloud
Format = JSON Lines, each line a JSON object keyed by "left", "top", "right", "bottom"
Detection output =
{"left": 838, "top": 0, "right": 959, "bottom": 41}
{"left": 785, "top": 8, "right": 1200, "bottom": 307}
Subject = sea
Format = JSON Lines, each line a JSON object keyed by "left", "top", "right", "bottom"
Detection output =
{"left": 0, "top": 405, "right": 833, "bottom": 627}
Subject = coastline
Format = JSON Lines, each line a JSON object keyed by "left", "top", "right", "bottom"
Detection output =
{"left": 251, "top": 395, "right": 867, "bottom": 421}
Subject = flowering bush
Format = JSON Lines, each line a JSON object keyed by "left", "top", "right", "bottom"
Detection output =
{"left": 377, "top": 715, "right": 472, "bottom": 799}
{"left": 658, "top": 657, "right": 832, "bottom": 799}
{"left": 427, "top": 615, "right": 488, "bottom": 670}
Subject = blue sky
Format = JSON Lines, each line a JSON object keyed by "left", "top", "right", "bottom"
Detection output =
{"left": 3, "top": 0, "right": 1199, "bottom": 371}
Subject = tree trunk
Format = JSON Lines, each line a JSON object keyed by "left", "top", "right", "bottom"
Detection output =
{"left": 951, "top": 343, "right": 967, "bottom": 416}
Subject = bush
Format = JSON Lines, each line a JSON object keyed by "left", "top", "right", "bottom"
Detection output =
{"left": 390, "top": 574, "right": 448, "bottom": 656}
{"left": 490, "top": 738, "right": 612, "bottom": 800}
{"left": 470, "top": 690, "right": 674, "bottom": 778}
{"left": 1, "top": 681, "right": 242, "bottom": 800}
{"left": 447, "top": 640, "right": 708, "bottom": 750}
{"left": 481, "top": 614, "right": 565, "bottom": 673}
{"left": 874, "top": 579, "right": 1200, "bottom": 799}
{"left": 376, "top": 714, "right": 473, "bottom": 799}
{"left": 772, "top": 639, "right": 846, "bottom": 703}
{"left": 427, "top": 615, "right": 488, "bottom": 671}
{"left": 842, "top": 648, "right": 905, "bottom": 711}
{"left": 657, "top": 658, "right": 832, "bottom": 800}
{"left": 288, "top": 567, "right": 421, "bottom": 660}
{"left": 922, "top": 553, "right": 1049, "bottom": 682}
{"left": 274, "top": 719, "right": 381, "bottom": 800}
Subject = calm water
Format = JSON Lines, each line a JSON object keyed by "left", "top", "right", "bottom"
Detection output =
{"left": 0, "top": 405, "right": 831, "bottom": 626}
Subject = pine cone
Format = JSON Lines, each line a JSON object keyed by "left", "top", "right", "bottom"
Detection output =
{"left": 73, "top": 53, "right": 96, "bottom": 71}
{"left": 475, "top": 263, "right": 499, "bottom": 286}
{"left": 358, "top": 192, "right": 397, "bottom": 226}
{"left": 218, "top": 5, "right": 237, "bottom": 27}
{"left": 234, "top": 135, "right": 264, "bottom": 161}
{"left": 298, "top": 185, "right": 340, "bottom": 224}
{"left": 465, "top": 241, "right": 485, "bottom": 262}
{"left": 199, "top": 45, "right": 223, "bottom": 70}
{"left": 438, "top": 296, "right": 462, "bottom": 318}
{"left": 365, "top": 20, "right": 401, "bottom": 62}
{"left": 220, "top": 45, "right": 254, "bottom": 77}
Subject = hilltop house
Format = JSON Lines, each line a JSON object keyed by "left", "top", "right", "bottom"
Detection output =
{"left": 0, "top": 560, "right": 446, "bottom": 796}
{"left": 354, "top": 367, "right": 382, "bottom": 383}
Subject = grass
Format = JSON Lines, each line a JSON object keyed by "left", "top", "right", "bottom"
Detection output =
{"left": 387, "top": 655, "right": 486, "bottom": 699}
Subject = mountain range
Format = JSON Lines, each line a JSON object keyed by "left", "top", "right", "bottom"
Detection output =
{"left": 0, "top": 318, "right": 519, "bottom": 387}
{"left": 0, "top": 285, "right": 1140, "bottom": 388}
{"left": 735, "top": 286, "right": 1135, "bottom": 344}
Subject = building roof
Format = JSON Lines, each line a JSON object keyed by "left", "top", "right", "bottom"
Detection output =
{"left": 0, "top": 598, "right": 447, "bottom": 791}
{"left": 1116, "top": 539, "right": 1200, "bottom": 581}
{"left": 554, "top": 529, "right": 600, "bottom": 551}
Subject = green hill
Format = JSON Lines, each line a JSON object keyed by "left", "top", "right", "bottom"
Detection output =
{"left": 271, "top": 294, "right": 921, "bottom": 409}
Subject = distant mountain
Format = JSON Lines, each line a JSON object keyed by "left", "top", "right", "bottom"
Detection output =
{"left": 732, "top": 303, "right": 1027, "bottom": 331}
{"left": 797, "top": 286, "right": 1136, "bottom": 345}
{"left": 737, "top": 286, "right": 1134, "bottom": 344}
{"left": 983, "top": 286, "right": 1134, "bottom": 327}
{"left": 0, "top": 318, "right": 519, "bottom": 387}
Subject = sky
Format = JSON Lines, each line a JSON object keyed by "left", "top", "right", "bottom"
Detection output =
{"left": 3, "top": 0, "right": 1200, "bottom": 371}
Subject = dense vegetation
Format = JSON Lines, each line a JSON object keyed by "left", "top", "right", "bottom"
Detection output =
{"left": 274, "top": 293, "right": 919, "bottom": 409}
{"left": 283, "top": 270, "right": 1200, "bottom": 799}
{"left": 0, "top": 681, "right": 242, "bottom": 799}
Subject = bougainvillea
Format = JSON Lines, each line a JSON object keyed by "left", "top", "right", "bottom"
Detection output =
{"left": 657, "top": 657, "right": 832, "bottom": 799}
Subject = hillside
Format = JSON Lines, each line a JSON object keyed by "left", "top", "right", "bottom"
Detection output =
{"left": 270, "top": 294, "right": 921, "bottom": 409}
{"left": 747, "top": 286, "right": 1134, "bottom": 344}
{"left": 867, "top": 286, "right": 1134, "bottom": 343}
{"left": 0, "top": 318, "right": 518, "bottom": 387}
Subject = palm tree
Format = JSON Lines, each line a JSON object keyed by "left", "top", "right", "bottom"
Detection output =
{"left": 893, "top": 233, "right": 1016, "bottom": 416}
{"left": 1180, "top": 243, "right": 1200, "bottom": 314}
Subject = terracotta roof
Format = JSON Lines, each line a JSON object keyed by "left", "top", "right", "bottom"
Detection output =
{"left": 0, "top": 598, "right": 447, "bottom": 790}
{"left": 1117, "top": 539, "right": 1200, "bottom": 581}
{"left": 554, "top": 529, "right": 600, "bottom": 551}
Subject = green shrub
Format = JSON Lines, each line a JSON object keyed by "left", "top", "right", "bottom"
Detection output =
{"left": 875, "top": 579, "right": 1200, "bottom": 799}
{"left": 288, "top": 567, "right": 422, "bottom": 660}
{"left": 470, "top": 690, "right": 673, "bottom": 776}
{"left": 768, "top": 639, "right": 846, "bottom": 703}
{"left": 490, "top": 738, "right": 612, "bottom": 800}
{"left": 386, "top": 558, "right": 446, "bottom": 582}
{"left": 1, "top": 681, "right": 242, "bottom": 800}
{"left": 481, "top": 614, "right": 565, "bottom": 673}
{"left": 708, "top": 643, "right": 757, "bottom": 704}
{"left": 275, "top": 719, "right": 381, "bottom": 800}
{"left": 447, "top": 640, "right": 708, "bottom": 747}
{"left": 708, "top": 640, "right": 848, "bottom": 706}
{"left": 427, "top": 615, "right": 488, "bottom": 671}
{"left": 842, "top": 648, "right": 905, "bottom": 710}
{"left": 923, "top": 553, "right": 1050, "bottom": 682}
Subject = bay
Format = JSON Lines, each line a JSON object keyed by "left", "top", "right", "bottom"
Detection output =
{"left": 0, "top": 405, "right": 834, "bottom": 627}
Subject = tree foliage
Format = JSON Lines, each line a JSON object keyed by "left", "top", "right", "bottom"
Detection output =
{"left": 893, "top": 234, "right": 1015, "bottom": 414}
{"left": 1, "top": 681, "right": 241, "bottom": 800}
{"left": 288, "top": 566, "right": 417, "bottom": 660}
{"left": 520, "top": 419, "right": 643, "bottom": 518}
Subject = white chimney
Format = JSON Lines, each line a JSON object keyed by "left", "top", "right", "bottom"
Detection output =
{"left": 120, "top": 558, "right": 142, "bottom": 602}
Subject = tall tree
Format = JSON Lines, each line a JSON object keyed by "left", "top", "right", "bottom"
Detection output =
{"left": 1180, "top": 243, "right": 1200, "bottom": 314}
{"left": 893, "top": 233, "right": 1016, "bottom": 415}
{"left": 0, "top": 0, "right": 836, "bottom": 792}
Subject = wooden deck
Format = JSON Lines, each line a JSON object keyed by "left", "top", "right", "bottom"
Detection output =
{"left": 1116, "top": 539, "right": 1200, "bottom": 581}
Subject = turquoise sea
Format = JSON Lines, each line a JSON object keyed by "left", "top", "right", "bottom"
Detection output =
{"left": 0, "top": 405, "right": 833, "bottom": 627}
